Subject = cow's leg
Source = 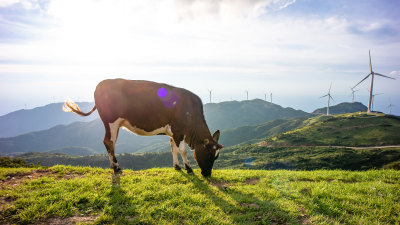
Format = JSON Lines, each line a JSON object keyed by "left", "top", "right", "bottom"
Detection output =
{"left": 103, "top": 121, "right": 122, "bottom": 174}
{"left": 178, "top": 140, "right": 193, "bottom": 174}
{"left": 170, "top": 138, "right": 181, "bottom": 170}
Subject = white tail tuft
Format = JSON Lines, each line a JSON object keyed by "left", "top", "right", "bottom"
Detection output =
{"left": 63, "top": 98, "right": 78, "bottom": 112}
{"left": 62, "top": 98, "right": 97, "bottom": 116}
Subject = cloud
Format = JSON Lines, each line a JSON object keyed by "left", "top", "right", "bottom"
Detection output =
{"left": 0, "top": 0, "right": 41, "bottom": 10}
{"left": 389, "top": 71, "right": 400, "bottom": 77}
{"left": 173, "top": 0, "right": 296, "bottom": 20}
{"left": 347, "top": 21, "right": 398, "bottom": 42}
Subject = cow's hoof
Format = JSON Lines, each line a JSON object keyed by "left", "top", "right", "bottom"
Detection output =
{"left": 113, "top": 167, "right": 122, "bottom": 175}
{"left": 174, "top": 164, "right": 181, "bottom": 170}
{"left": 185, "top": 164, "right": 194, "bottom": 174}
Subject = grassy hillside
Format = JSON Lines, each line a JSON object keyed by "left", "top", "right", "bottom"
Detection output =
{"left": 312, "top": 102, "right": 367, "bottom": 115}
{"left": 219, "top": 116, "right": 316, "bottom": 147}
{"left": 1, "top": 166, "right": 399, "bottom": 224}
{"left": 266, "top": 112, "right": 400, "bottom": 147}
{"left": 217, "top": 145, "right": 400, "bottom": 170}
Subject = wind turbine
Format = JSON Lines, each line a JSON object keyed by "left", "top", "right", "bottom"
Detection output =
{"left": 245, "top": 90, "right": 248, "bottom": 100}
{"left": 353, "top": 50, "right": 395, "bottom": 113}
{"left": 350, "top": 87, "right": 359, "bottom": 103}
{"left": 371, "top": 93, "right": 383, "bottom": 111}
{"left": 320, "top": 83, "right": 335, "bottom": 115}
{"left": 208, "top": 89, "right": 212, "bottom": 103}
{"left": 270, "top": 93, "right": 272, "bottom": 103}
{"left": 387, "top": 99, "right": 395, "bottom": 115}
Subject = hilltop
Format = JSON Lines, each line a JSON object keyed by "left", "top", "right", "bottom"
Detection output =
{"left": 1, "top": 166, "right": 399, "bottom": 224}
{"left": 204, "top": 99, "right": 309, "bottom": 131}
{"left": 312, "top": 102, "right": 367, "bottom": 115}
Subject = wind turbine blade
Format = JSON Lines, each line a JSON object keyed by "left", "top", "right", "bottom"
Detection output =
{"left": 369, "top": 50, "right": 373, "bottom": 73}
{"left": 374, "top": 73, "right": 396, "bottom": 80}
{"left": 320, "top": 94, "right": 328, "bottom": 98}
{"left": 353, "top": 73, "right": 371, "bottom": 89}
{"left": 330, "top": 96, "right": 335, "bottom": 102}
{"left": 329, "top": 82, "right": 332, "bottom": 93}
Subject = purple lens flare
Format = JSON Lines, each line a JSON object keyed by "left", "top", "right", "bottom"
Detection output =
{"left": 157, "top": 88, "right": 167, "bottom": 98}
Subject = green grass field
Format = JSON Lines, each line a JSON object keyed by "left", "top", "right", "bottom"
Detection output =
{"left": 1, "top": 165, "right": 399, "bottom": 224}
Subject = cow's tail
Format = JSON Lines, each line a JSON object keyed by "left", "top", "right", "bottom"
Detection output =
{"left": 62, "top": 98, "right": 97, "bottom": 116}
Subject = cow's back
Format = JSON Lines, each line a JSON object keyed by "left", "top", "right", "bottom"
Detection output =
{"left": 94, "top": 79, "right": 203, "bottom": 135}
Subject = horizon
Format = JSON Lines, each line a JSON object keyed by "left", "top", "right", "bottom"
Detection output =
{"left": 1, "top": 96, "right": 398, "bottom": 117}
{"left": 1, "top": 0, "right": 400, "bottom": 116}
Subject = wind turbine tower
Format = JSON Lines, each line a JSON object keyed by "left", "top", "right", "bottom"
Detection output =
{"left": 208, "top": 89, "right": 212, "bottom": 103}
{"left": 387, "top": 99, "right": 395, "bottom": 115}
{"left": 245, "top": 90, "right": 248, "bottom": 100}
{"left": 353, "top": 50, "right": 395, "bottom": 113}
{"left": 320, "top": 83, "right": 335, "bottom": 115}
{"left": 350, "top": 87, "right": 359, "bottom": 103}
{"left": 270, "top": 93, "right": 272, "bottom": 103}
{"left": 371, "top": 93, "right": 383, "bottom": 111}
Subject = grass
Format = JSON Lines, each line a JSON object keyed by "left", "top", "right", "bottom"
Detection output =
{"left": 1, "top": 165, "right": 399, "bottom": 224}
{"left": 266, "top": 112, "right": 400, "bottom": 147}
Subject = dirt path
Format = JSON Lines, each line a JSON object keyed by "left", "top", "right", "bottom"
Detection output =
{"left": 326, "top": 145, "right": 400, "bottom": 149}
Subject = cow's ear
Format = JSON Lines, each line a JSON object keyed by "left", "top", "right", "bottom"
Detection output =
{"left": 212, "top": 130, "right": 220, "bottom": 142}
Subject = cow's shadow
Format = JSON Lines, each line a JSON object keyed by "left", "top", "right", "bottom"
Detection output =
{"left": 105, "top": 171, "right": 300, "bottom": 224}
{"left": 179, "top": 171, "right": 299, "bottom": 224}
{"left": 105, "top": 174, "right": 138, "bottom": 224}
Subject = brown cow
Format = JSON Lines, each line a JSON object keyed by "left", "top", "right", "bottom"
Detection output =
{"left": 63, "top": 79, "right": 222, "bottom": 176}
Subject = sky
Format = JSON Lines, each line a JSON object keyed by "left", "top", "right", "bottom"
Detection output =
{"left": 0, "top": 0, "right": 399, "bottom": 116}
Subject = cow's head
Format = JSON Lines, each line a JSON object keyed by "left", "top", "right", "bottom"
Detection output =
{"left": 194, "top": 130, "right": 223, "bottom": 177}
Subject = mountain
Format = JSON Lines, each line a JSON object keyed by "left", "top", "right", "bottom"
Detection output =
{"left": 204, "top": 99, "right": 309, "bottom": 131}
{"left": 265, "top": 112, "right": 400, "bottom": 147}
{"left": 0, "top": 99, "right": 309, "bottom": 138}
{"left": 312, "top": 102, "right": 367, "bottom": 115}
{"left": 0, "top": 119, "right": 169, "bottom": 155}
{"left": 0, "top": 102, "right": 98, "bottom": 137}
{"left": 0, "top": 100, "right": 310, "bottom": 155}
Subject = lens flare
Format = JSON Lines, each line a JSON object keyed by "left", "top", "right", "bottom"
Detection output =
{"left": 157, "top": 87, "right": 179, "bottom": 108}
{"left": 157, "top": 88, "right": 167, "bottom": 98}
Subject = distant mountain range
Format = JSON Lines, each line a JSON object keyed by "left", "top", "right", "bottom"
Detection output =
{"left": 0, "top": 99, "right": 309, "bottom": 138}
{"left": 312, "top": 102, "right": 367, "bottom": 115}
{"left": 0, "top": 100, "right": 371, "bottom": 156}
{"left": 0, "top": 119, "right": 169, "bottom": 155}
{"left": 0, "top": 99, "right": 310, "bottom": 155}
{"left": 0, "top": 102, "right": 98, "bottom": 137}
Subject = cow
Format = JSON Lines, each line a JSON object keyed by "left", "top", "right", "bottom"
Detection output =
{"left": 63, "top": 79, "right": 223, "bottom": 177}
